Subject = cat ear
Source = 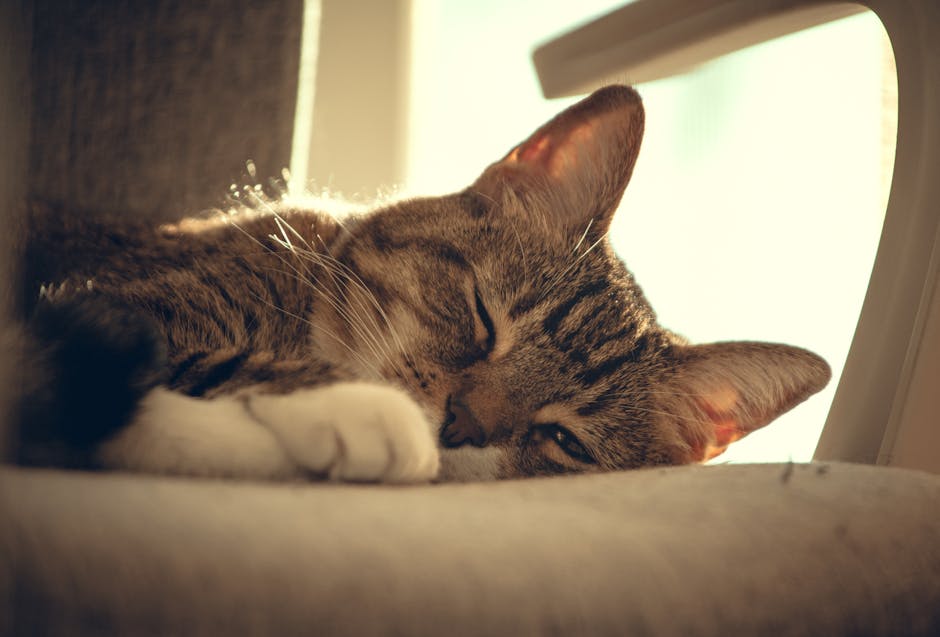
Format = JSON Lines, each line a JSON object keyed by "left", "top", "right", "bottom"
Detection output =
{"left": 656, "top": 342, "right": 831, "bottom": 463}
{"left": 472, "top": 85, "right": 644, "bottom": 237}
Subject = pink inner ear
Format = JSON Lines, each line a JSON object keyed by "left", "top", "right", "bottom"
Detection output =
{"left": 506, "top": 132, "right": 555, "bottom": 175}
{"left": 693, "top": 388, "right": 747, "bottom": 461}
{"left": 505, "top": 121, "right": 597, "bottom": 179}
{"left": 516, "top": 133, "right": 552, "bottom": 164}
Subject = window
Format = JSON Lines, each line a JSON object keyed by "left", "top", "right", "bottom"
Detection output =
{"left": 407, "top": 4, "right": 896, "bottom": 463}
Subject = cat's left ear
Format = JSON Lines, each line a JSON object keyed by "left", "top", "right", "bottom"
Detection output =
{"left": 472, "top": 85, "right": 644, "bottom": 237}
{"left": 656, "top": 342, "right": 831, "bottom": 463}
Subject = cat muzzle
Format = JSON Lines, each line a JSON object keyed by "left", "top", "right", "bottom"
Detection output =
{"left": 440, "top": 395, "right": 506, "bottom": 449}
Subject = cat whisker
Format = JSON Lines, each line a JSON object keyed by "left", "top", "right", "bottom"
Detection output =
{"left": 226, "top": 217, "right": 309, "bottom": 281}
{"left": 274, "top": 262, "right": 401, "bottom": 381}
{"left": 245, "top": 288, "right": 383, "bottom": 380}
{"left": 260, "top": 264, "right": 390, "bottom": 370}
{"left": 572, "top": 231, "right": 607, "bottom": 266}
{"left": 295, "top": 244, "right": 408, "bottom": 359}
{"left": 268, "top": 232, "right": 317, "bottom": 283}
{"left": 228, "top": 218, "right": 400, "bottom": 379}
{"left": 277, "top": 248, "right": 408, "bottom": 382}
{"left": 537, "top": 231, "right": 608, "bottom": 303}
{"left": 571, "top": 219, "right": 594, "bottom": 256}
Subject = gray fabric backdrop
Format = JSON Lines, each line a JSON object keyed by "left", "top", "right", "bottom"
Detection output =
{"left": 27, "top": 0, "right": 302, "bottom": 220}
{"left": 0, "top": 0, "right": 304, "bottom": 458}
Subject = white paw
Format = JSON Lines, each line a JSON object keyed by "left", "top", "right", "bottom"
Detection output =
{"left": 248, "top": 382, "right": 440, "bottom": 483}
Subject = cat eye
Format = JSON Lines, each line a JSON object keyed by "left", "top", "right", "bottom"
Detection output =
{"left": 473, "top": 289, "right": 496, "bottom": 353}
{"left": 536, "top": 424, "right": 596, "bottom": 465}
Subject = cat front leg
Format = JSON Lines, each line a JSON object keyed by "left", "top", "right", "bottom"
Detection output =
{"left": 96, "top": 388, "right": 302, "bottom": 480}
{"left": 246, "top": 382, "right": 441, "bottom": 483}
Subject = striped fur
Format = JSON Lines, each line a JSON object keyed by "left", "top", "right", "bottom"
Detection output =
{"left": 13, "top": 86, "right": 830, "bottom": 481}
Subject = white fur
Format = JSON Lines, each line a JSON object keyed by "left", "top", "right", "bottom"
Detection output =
{"left": 438, "top": 446, "right": 506, "bottom": 482}
{"left": 97, "top": 389, "right": 301, "bottom": 479}
{"left": 247, "top": 382, "right": 440, "bottom": 483}
{"left": 98, "top": 383, "right": 440, "bottom": 483}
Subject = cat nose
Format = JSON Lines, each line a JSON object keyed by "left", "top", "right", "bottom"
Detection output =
{"left": 440, "top": 396, "right": 487, "bottom": 448}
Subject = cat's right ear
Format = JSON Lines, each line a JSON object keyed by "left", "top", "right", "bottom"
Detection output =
{"left": 471, "top": 85, "right": 645, "bottom": 238}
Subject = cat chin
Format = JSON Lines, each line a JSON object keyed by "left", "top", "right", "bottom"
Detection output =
{"left": 437, "top": 446, "right": 506, "bottom": 483}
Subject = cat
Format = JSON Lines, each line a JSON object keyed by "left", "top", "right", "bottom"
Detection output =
{"left": 10, "top": 85, "right": 830, "bottom": 483}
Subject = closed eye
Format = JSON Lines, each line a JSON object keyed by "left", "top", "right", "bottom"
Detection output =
{"left": 534, "top": 424, "right": 596, "bottom": 465}
{"left": 474, "top": 289, "right": 496, "bottom": 353}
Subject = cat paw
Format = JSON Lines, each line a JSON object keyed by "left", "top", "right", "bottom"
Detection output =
{"left": 247, "top": 382, "right": 440, "bottom": 483}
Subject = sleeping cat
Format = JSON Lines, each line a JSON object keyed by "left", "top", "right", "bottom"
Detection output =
{"left": 11, "top": 85, "right": 830, "bottom": 482}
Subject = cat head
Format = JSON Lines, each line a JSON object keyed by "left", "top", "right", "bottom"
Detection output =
{"left": 308, "top": 85, "right": 831, "bottom": 480}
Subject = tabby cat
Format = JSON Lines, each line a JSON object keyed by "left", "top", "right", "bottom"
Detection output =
{"left": 11, "top": 85, "right": 830, "bottom": 482}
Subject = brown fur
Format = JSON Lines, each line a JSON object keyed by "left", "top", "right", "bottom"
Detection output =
{"left": 18, "top": 86, "right": 831, "bottom": 479}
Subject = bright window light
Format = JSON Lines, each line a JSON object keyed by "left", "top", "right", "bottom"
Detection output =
{"left": 407, "top": 2, "right": 895, "bottom": 463}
